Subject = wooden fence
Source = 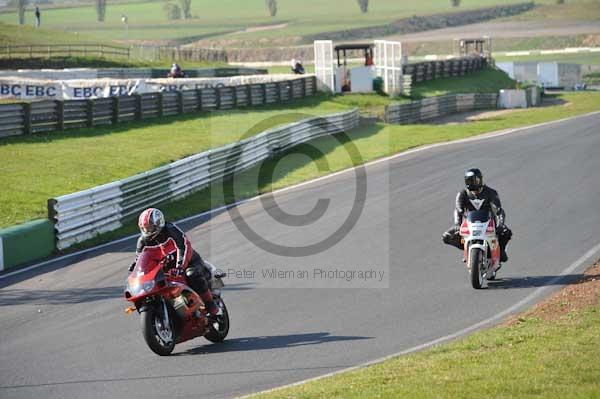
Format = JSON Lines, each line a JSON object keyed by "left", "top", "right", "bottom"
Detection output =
{"left": 0, "top": 44, "right": 130, "bottom": 59}
{"left": 0, "top": 76, "right": 316, "bottom": 138}
{"left": 0, "top": 44, "right": 229, "bottom": 63}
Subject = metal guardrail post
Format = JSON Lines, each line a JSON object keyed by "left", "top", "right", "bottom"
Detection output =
{"left": 86, "top": 99, "right": 94, "bottom": 127}
{"left": 275, "top": 82, "right": 281, "bottom": 102}
{"left": 215, "top": 87, "right": 222, "bottom": 109}
{"left": 157, "top": 92, "right": 164, "bottom": 117}
{"left": 196, "top": 89, "right": 203, "bottom": 111}
{"left": 261, "top": 83, "right": 267, "bottom": 104}
{"left": 56, "top": 100, "right": 64, "bottom": 130}
{"left": 246, "top": 84, "right": 252, "bottom": 106}
{"left": 23, "top": 103, "right": 32, "bottom": 134}
{"left": 301, "top": 78, "right": 307, "bottom": 97}
{"left": 112, "top": 97, "right": 120, "bottom": 125}
{"left": 177, "top": 91, "right": 184, "bottom": 114}
{"left": 135, "top": 94, "right": 142, "bottom": 120}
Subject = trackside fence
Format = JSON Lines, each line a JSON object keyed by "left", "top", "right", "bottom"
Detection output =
{"left": 402, "top": 56, "right": 488, "bottom": 85}
{"left": 0, "top": 76, "right": 316, "bottom": 138}
{"left": 47, "top": 109, "right": 359, "bottom": 250}
{"left": 384, "top": 93, "right": 499, "bottom": 124}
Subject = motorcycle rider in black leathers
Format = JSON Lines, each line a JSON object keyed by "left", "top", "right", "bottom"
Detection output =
{"left": 442, "top": 168, "right": 512, "bottom": 262}
{"left": 129, "top": 208, "right": 219, "bottom": 315}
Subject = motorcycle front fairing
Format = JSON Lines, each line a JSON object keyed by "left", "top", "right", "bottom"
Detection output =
{"left": 124, "top": 247, "right": 209, "bottom": 343}
{"left": 460, "top": 210, "right": 501, "bottom": 273}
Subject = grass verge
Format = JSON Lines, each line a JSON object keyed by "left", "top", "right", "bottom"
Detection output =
{"left": 0, "top": 56, "right": 226, "bottom": 70}
{"left": 251, "top": 260, "right": 600, "bottom": 399}
{"left": 74, "top": 91, "right": 600, "bottom": 250}
{"left": 495, "top": 52, "right": 600, "bottom": 66}
{"left": 0, "top": 67, "right": 517, "bottom": 229}
{"left": 0, "top": 0, "right": 530, "bottom": 44}
{"left": 0, "top": 95, "right": 353, "bottom": 228}
{"left": 410, "top": 67, "right": 516, "bottom": 99}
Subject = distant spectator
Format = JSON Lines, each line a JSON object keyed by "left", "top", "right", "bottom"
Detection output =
{"left": 168, "top": 63, "right": 185, "bottom": 78}
{"left": 291, "top": 58, "right": 305, "bottom": 75}
{"left": 34, "top": 6, "right": 40, "bottom": 28}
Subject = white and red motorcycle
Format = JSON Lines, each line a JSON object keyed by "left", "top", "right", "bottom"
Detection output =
{"left": 459, "top": 209, "right": 501, "bottom": 289}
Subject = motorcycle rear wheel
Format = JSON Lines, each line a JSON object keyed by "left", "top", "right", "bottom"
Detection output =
{"left": 469, "top": 248, "right": 485, "bottom": 289}
{"left": 205, "top": 298, "right": 229, "bottom": 343}
{"left": 141, "top": 308, "right": 176, "bottom": 356}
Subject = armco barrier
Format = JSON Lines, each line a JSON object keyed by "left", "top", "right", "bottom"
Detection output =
{"left": 402, "top": 56, "right": 487, "bottom": 85}
{"left": 0, "top": 76, "right": 316, "bottom": 138}
{"left": 384, "top": 93, "right": 498, "bottom": 124}
{"left": 47, "top": 109, "right": 359, "bottom": 250}
{"left": 0, "top": 219, "right": 55, "bottom": 271}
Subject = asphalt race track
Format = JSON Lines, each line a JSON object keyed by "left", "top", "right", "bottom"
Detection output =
{"left": 1, "top": 113, "right": 600, "bottom": 399}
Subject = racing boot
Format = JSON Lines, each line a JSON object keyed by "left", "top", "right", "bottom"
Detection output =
{"left": 500, "top": 249, "right": 508, "bottom": 263}
{"left": 199, "top": 290, "right": 219, "bottom": 316}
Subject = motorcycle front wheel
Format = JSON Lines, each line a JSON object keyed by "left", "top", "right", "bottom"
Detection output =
{"left": 469, "top": 248, "right": 485, "bottom": 289}
{"left": 141, "top": 308, "right": 176, "bottom": 356}
{"left": 205, "top": 298, "right": 230, "bottom": 343}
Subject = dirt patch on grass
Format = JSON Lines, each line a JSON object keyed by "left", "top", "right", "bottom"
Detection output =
{"left": 392, "top": 21, "right": 600, "bottom": 43}
{"left": 507, "top": 260, "right": 600, "bottom": 325}
{"left": 431, "top": 96, "right": 572, "bottom": 125}
{"left": 234, "top": 23, "right": 288, "bottom": 35}
{"left": 430, "top": 108, "right": 526, "bottom": 124}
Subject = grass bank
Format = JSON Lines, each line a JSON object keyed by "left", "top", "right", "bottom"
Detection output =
{"left": 495, "top": 52, "right": 600, "bottom": 66}
{"left": 0, "top": 96, "right": 350, "bottom": 228}
{"left": 75, "top": 91, "right": 600, "bottom": 249}
{"left": 410, "top": 67, "right": 516, "bottom": 99}
{"left": 0, "top": 0, "right": 529, "bottom": 44}
{"left": 0, "top": 67, "right": 518, "bottom": 229}
{"left": 252, "top": 261, "right": 600, "bottom": 399}
{"left": 0, "top": 56, "right": 227, "bottom": 70}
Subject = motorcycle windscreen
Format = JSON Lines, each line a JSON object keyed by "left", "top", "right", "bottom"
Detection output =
{"left": 466, "top": 209, "right": 491, "bottom": 223}
{"left": 134, "top": 247, "right": 164, "bottom": 274}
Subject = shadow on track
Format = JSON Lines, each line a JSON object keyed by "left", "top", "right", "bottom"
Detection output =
{"left": 488, "top": 273, "right": 597, "bottom": 289}
{"left": 175, "top": 332, "right": 372, "bottom": 356}
{"left": 0, "top": 282, "right": 254, "bottom": 306}
{"left": 0, "top": 286, "right": 123, "bottom": 306}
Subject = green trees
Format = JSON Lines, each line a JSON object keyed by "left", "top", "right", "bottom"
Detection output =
{"left": 266, "top": 0, "right": 277, "bottom": 17}
{"left": 96, "top": 0, "right": 106, "bottom": 22}
{"left": 17, "top": 0, "right": 26, "bottom": 24}
{"left": 357, "top": 0, "right": 368, "bottom": 13}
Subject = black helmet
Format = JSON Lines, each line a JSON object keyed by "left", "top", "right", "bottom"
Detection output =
{"left": 464, "top": 168, "right": 483, "bottom": 193}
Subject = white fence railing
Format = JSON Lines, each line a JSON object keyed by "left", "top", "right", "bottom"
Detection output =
{"left": 48, "top": 109, "right": 359, "bottom": 250}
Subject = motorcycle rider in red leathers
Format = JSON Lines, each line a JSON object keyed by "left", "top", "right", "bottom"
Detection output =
{"left": 129, "top": 208, "right": 219, "bottom": 315}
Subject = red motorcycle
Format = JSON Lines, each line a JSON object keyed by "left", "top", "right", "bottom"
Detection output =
{"left": 124, "top": 246, "right": 229, "bottom": 356}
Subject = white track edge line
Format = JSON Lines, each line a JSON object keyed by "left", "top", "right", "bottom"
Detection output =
{"left": 2, "top": 110, "right": 599, "bottom": 280}
{"left": 237, "top": 240, "right": 600, "bottom": 398}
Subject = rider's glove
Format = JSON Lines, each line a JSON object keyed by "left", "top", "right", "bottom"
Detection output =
{"left": 162, "top": 253, "right": 176, "bottom": 270}
{"left": 128, "top": 261, "right": 136, "bottom": 273}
